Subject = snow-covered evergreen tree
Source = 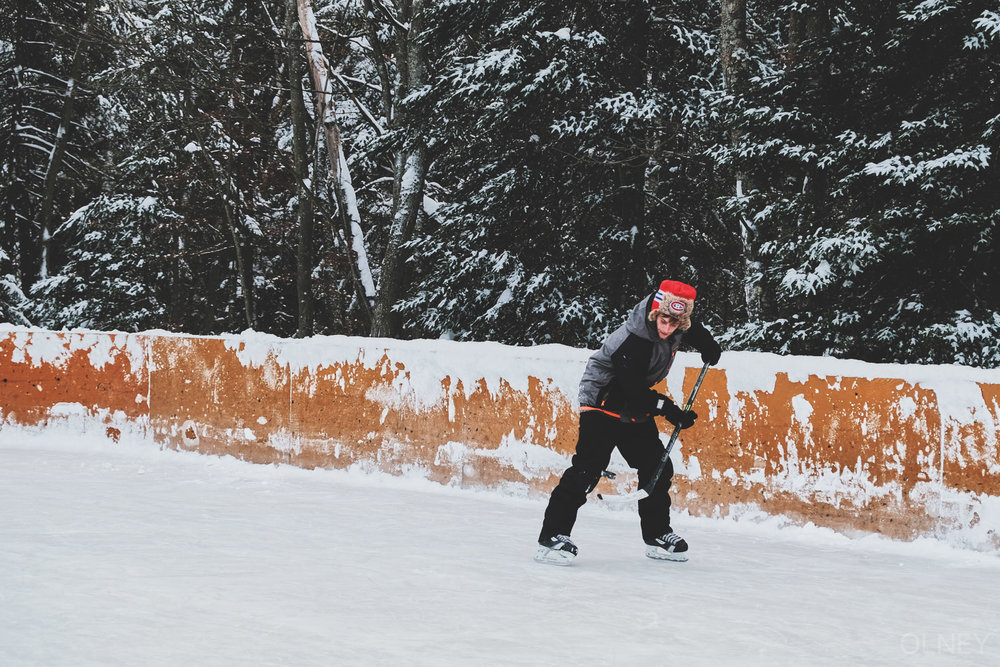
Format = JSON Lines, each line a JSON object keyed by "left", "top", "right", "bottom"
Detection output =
{"left": 4, "top": 0, "right": 998, "bottom": 367}
{"left": 31, "top": 196, "right": 174, "bottom": 330}
{"left": 31, "top": 0, "right": 311, "bottom": 334}
{"left": 0, "top": 0, "right": 108, "bottom": 298}
{"left": 0, "top": 249, "right": 30, "bottom": 325}
{"left": 400, "top": 0, "right": 721, "bottom": 346}
{"left": 719, "top": 1, "right": 1000, "bottom": 366}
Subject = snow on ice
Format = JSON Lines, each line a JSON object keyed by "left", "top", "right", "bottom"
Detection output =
{"left": 1, "top": 425, "right": 999, "bottom": 667}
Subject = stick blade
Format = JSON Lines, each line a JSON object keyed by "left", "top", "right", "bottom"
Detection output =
{"left": 596, "top": 488, "right": 650, "bottom": 503}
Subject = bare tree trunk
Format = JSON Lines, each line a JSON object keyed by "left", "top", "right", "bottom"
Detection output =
{"left": 222, "top": 201, "right": 257, "bottom": 330}
{"left": 371, "top": 0, "right": 430, "bottom": 338}
{"left": 362, "top": 0, "right": 395, "bottom": 129}
{"left": 7, "top": 0, "right": 35, "bottom": 294}
{"left": 186, "top": 106, "right": 258, "bottom": 331}
{"left": 297, "top": 0, "right": 376, "bottom": 328}
{"left": 786, "top": 6, "right": 830, "bottom": 68}
{"left": 372, "top": 147, "right": 428, "bottom": 337}
{"left": 617, "top": 0, "right": 650, "bottom": 305}
{"left": 37, "top": 0, "right": 96, "bottom": 281}
{"left": 721, "top": 0, "right": 765, "bottom": 320}
{"left": 287, "top": 0, "right": 314, "bottom": 337}
{"left": 786, "top": 4, "right": 831, "bottom": 217}
{"left": 721, "top": 0, "right": 749, "bottom": 93}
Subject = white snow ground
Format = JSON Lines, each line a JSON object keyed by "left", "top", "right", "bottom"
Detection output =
{"left": 1, "top": 429, "right": 998, "bottom": 667}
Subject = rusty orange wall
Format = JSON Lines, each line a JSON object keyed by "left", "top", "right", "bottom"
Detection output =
{"left": 2, "top": 327, "right": 998, "bottom": 551}
{"left": 0, "top": 329, "right": 148, "bottom": 442}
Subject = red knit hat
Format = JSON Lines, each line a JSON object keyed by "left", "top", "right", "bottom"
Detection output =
{"left": 648, "top": 280, "right": 696, "bottom": 330}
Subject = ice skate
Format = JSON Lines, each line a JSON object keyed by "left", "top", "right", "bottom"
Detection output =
{"left": 645, "top": 531, "right": 689, "bottom": 562}
{"left": 534, "top": 534, "right": 578, "bottom": 565}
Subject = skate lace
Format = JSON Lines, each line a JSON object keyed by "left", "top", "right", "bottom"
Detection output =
{"left": 555, "top": 534, "right": 576, "bottom": 548}
{"left": 661, "top": 532, "right": 683, "bottom": 545}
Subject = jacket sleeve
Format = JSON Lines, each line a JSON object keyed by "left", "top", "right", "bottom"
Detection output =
{"left": 683, "top": 320, "right": 722, "bottom": 365}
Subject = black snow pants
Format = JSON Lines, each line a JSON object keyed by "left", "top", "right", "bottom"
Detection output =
{"left": 538, "top": 410, "right": 674, "bottom": 544}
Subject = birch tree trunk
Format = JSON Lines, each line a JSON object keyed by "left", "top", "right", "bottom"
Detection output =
{"left": 371, "top": 0, "right": 430, "bottom": 338}
{"left": 296, "top": 0, "right": 376, "bottom": 328}
{"left": 287, "top": 0, "right": 314, "bottom": 337}
{"left": 37, "top": 0, "right": 96, "bottom": 280}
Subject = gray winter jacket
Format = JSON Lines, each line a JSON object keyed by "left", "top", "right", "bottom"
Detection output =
{"left": 578, "top": 294, "right": 685, "bottom": 420}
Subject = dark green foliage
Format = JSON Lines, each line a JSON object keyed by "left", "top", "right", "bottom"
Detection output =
{"left": 1, "top": 0, "right": 998, "bottom": 367}
{"left": 31, "top": 194, "right": 176, "bottom": 330}
{"left": 0, "top": 0, "right": 107, "bottom": 303}
{"left": 719, "top": 1, "right": 1000, "bottom": 366}
{"left": 402, "top": 0, "right": 722, "bottom": 346}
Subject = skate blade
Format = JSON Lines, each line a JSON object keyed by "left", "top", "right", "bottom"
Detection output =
{"left": 534, "top": 545, "right": 576, "bottom": 566}
{"left": 645, "top": 546, "right": 689, "bottom": 562}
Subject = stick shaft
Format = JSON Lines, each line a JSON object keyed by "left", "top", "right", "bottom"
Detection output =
{"left": 598, "top": 362, "right": 711, "bottom": 503}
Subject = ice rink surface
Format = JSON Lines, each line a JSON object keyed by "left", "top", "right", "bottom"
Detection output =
{"left": 2, "top": 430, "right": 998, "bottom": 667}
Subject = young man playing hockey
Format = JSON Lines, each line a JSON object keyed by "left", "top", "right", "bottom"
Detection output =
{"left": 535, "top": 280, "right": 722, "bottom": 565}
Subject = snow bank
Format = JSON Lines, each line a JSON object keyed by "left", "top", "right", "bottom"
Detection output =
{"left": 1, "top": 326, "right": 998, "bottom": 551}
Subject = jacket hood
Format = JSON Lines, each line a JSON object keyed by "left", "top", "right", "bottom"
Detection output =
{"left": 625, "top": 294, "right": 660, "bottom": 342}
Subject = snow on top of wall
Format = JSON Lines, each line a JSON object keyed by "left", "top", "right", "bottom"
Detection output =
{"left": 4, "top": 325, "right": 999, "bottom": 423}
{"left": 713, "top": 350, "right": 1000, "bottom": 428}
{"left": 211, "top": 329, "right": 591, "bottom": 405}
{"left": 1, "top": 326, "right": 147, "bottom": 373}
{"left": 715, "top": 349, "right": 1000, "bottom": 392}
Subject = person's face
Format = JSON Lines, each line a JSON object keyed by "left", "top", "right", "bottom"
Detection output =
{"left": 655, "top": 312, "right": 680, "bottom": 339}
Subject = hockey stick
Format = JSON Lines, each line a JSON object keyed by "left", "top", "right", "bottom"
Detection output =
{"left": 597, "top": 361, "right": 711, "bottom": 503}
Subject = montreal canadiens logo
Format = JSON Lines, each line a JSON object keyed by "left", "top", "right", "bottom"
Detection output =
{"left": 668, "top": 300, "right": 686, "bottom": 314}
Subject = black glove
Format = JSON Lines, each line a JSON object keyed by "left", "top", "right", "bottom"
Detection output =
{"left": 659, "top": 397, "right": 698, "bottom": 429}
{"left": 639, "top": 390, "right": 665, "bottom": 416}
{"left": 685, "top": 321, "right": 722, "bottom": 366}
{"left": 700, "top": 339, "right": 722, "bottom": 366}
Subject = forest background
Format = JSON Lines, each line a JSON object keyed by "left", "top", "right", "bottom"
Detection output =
{"left": 2, "top": 0, "right": 998, "bottom": 367}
